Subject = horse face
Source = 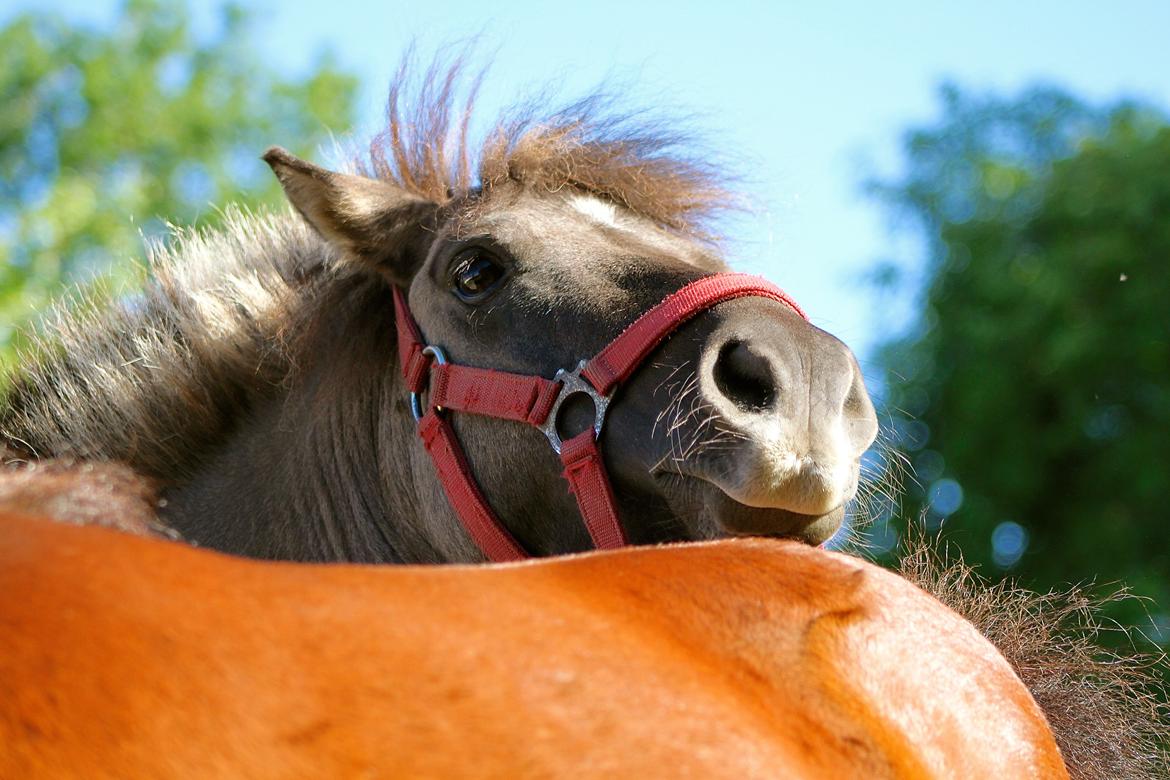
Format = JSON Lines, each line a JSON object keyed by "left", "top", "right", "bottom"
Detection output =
{"left": 267, "top": 150, "right": 877, "bottom": 554}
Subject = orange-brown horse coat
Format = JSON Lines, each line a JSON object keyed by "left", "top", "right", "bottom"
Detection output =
{"left": 0, "top": 512, "right": 1066, "bottom": 778}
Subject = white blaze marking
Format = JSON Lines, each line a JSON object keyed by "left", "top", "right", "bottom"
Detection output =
{"left": 569, "top": 195, "right": 620, "bottom": 228}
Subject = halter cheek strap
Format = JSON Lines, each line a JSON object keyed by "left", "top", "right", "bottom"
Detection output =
{"left": 394, "top": 273, "right": 807, "bottom": 562}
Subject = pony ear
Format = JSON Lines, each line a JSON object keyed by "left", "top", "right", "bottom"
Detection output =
{"left": 263, "top": 146, "right": 437, "bottom": 285}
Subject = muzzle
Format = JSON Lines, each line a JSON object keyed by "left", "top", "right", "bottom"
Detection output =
{"left": 395, "top": 273, "right": 808, "bottom": 561}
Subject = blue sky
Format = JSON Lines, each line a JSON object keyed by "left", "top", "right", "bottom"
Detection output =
{"left": 7, "top": 1, "right": 1170, "bottom": 373}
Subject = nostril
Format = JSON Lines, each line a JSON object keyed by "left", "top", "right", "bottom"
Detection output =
{"left": 713, "top": 340, "right": 777, "bottom": 412}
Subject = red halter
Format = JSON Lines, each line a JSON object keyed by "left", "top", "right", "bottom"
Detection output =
{"left": 394, "top": 273, "right": 808, "bottom": 561}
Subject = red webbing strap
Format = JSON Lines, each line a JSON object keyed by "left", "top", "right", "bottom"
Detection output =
{"left": 582, "top": 273, "right": 808, "bottom": 396}
{"left": 430, "top": 364, "right": 561, "bottom": 425}
{"left": 417, "top": 412, "right": 526, "bottom": 562}
{"left": 393, "top": 286, "right": 431, "bottom": 393}
{"left": 393, "top": 273, "right": 808, "bottom": 562}
{"left": 559, "top": 430, "right": 628, "bottom": 549}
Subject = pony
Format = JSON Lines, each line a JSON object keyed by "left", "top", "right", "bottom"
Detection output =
{"left": 0, "top": 63, "right": 877, "bottom": 562}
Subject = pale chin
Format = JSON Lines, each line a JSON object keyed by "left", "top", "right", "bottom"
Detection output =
{"left": 662, "top": 473, "right": 848, "bottom": 546}
{"left": 716, "top": 454, "right": 859, "bottom": 518}
{"left": 714, "top": 501, "right": 845, "bottom": 547}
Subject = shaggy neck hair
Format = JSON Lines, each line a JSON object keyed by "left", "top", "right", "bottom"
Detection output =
{"left": 1, "top": 211, "right": 326, "bottom": 480}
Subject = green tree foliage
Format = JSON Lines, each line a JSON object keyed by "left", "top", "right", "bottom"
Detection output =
{"left": 0, "top": 0, "right": 357, "bottom": 368}
{"left": 870, "top": 85, "right": 1170, "bottom": 639}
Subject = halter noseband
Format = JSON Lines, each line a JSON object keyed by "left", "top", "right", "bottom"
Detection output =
{"left": 394, "top": 273, "right": 808, "bottom": 561}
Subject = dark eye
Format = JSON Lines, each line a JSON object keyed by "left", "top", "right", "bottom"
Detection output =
{"left": 451, "top": 249, "right": 508, "bottom": 303}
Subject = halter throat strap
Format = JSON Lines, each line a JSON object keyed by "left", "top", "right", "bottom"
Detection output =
{"left": 394, "top": 272, "right": 807, "bottom": 562}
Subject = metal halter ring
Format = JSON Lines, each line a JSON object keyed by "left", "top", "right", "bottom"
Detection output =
{"left": 409, "top": 345, "right": 449, "bottom": 423}
{"left": 539, "top": 360, "right": 611, "bottom": 455}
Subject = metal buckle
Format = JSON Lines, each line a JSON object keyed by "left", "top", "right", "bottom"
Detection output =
{"left": 409, "top": 345, "right": 448, "bottom": 422}
{"left": 539, "top": 360, "right": 611, "bottom": 455}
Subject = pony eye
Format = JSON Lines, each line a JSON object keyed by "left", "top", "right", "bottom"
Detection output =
{"left": 451, "top": 250, "right": 507, "bottom": 303}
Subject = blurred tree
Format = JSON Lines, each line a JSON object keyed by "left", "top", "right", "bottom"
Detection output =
{"left": 0, "top": 0, "right": 358, "bottom": 369}
{"left": 869, "top": 85, "right": 1170, "bottom": 639}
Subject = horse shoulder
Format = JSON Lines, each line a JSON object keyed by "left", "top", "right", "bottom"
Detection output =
{"left": 792, "top": 548, "right": 1069, "bottom": 778}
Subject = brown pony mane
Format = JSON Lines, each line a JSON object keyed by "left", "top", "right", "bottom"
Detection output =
{"left": 0, "top": 457, "right": 176, "bottom": 540}
{"left": 899, "top": 535, "right": 1170, "bottom": 780}
{"left": 361, "top": 55, "right": 735, "bottom": 237}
